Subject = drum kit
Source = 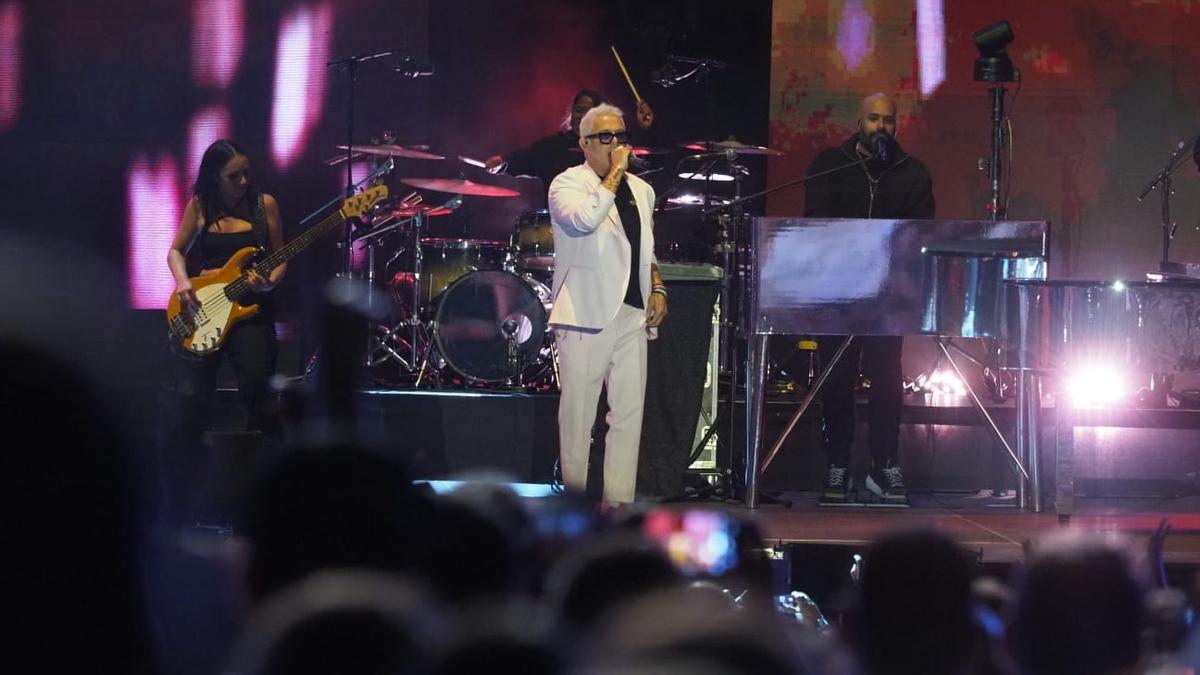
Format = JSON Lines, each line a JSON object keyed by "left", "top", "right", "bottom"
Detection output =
{"left": 332, "top": 135, "right": 786, "bottom": 390}
{"left": 330, "top": 145, "right": 552, "bottom": 388}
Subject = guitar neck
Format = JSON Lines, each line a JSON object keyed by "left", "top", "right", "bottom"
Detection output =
{"left": 258, "top": 209, "right": 347, "bottom": 275}
{"left": 224, "top": 208, "right": 346, "bottom": 299}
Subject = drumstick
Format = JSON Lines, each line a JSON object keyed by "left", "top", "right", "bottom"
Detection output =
{"left": 610, "top": 45, "right": 643, "bottom": 102}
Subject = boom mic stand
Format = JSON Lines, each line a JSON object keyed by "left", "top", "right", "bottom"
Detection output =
{"left": 1138, "top": 133, "right": 1200, "bottom": 271}
{"left": 328, "top": 48, "right": 412, "bottom": 276}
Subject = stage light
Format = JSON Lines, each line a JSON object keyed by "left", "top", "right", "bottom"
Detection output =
{"left": 972, "top": 20, "right": 1016, "bottom": 83}
{"left": 1066, "top": 366, "right": 1127, "bottom": 409}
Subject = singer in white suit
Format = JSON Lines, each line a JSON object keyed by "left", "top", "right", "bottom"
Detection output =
{"left": 547, "top": 103, "right": 668, "bottom": 507}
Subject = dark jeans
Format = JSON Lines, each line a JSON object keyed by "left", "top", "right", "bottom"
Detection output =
{"left": 817, "top": 335, "right": 903, "bottom": 467}
{"left": 165, "top": 317, "right": 280, "bottom": 524}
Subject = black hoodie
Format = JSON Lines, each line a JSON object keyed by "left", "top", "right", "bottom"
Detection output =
{"left": 804, "top": 134, "right": 935, "bottom": 219}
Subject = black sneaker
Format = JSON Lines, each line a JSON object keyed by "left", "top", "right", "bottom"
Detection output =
{"left": 866, "top": 463, "right": 908, "bottom": 503}
{"left": 821, "top": 464, "right": 851, "bottom": 503}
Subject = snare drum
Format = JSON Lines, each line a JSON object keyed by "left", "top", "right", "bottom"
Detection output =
{"left": 515, "top": 209, "right": 554, "bottom": 271}
{"left": 390, "top": 238, "right": 506, "bottom": 312}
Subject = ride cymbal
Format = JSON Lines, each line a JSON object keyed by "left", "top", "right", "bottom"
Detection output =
{"left": 679, "top": 139, "right": 784, "bottom": 156}
{"left": 335, "top": 144, "right": 446, "bottom": 160}
{"left": 400, "top": 177, "right": 521, "bottom": 198}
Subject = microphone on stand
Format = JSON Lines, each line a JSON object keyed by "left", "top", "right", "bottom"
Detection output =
{"left": 395, "top": 59, "right": 434, "bottom": 77}
{"left": 650, "top": 64, "right": 681, "bottom": 88}
{"left": 684, "top": 148, "right": 739, "bottom": 163}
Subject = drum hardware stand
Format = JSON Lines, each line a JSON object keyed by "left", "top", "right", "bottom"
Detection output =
{"left": 501, "top": 319, "right": 526, "bottom": 388}
{"left": 297, "top": 161, "right": 394, "bottom": 381}
{"left": 351, "top": 209, "right": 422, "bottom": 372}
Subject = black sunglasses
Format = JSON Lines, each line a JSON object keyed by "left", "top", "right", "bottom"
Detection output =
{"left": 584, "top": 131, "right": 630, "bottom": 145}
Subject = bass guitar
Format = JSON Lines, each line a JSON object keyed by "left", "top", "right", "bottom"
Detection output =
{"left": 167, "top": 185, "right": 388, "bottom": 355}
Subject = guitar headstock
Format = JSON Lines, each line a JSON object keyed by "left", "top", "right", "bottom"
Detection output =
{"left": 342, "top": 185, "right": 389, "bottom": 219}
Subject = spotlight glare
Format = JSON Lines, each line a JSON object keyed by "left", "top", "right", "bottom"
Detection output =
{"left": 1067, "top": 366, "right": 1126, "bottom": 409}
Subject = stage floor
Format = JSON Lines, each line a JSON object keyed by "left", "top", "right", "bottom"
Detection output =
{"left": 721, "top": 493, "right": 1200, "bottom": 566}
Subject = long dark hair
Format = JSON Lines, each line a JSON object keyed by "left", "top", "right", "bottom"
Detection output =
{"left": 193, "top": 139, "right": 258, "bottom": 228}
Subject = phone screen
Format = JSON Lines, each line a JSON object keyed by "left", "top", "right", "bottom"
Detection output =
{"left": 642, "top": 508, "right": 740, "bottom": 576}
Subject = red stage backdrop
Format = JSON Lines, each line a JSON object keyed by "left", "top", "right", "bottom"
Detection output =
{"left": 767, "top": 0, "right": 1200, "bottom": 279}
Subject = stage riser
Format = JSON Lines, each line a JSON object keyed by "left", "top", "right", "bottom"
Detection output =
{"left": 201, "top": 390, "right": 1200, "bottom": 497}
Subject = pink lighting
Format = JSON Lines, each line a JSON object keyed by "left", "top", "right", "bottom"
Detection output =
{"left": 271, "top": 3, "right": 333, "bottom": 170}
{"left": 0, "top": 2, "right": 22, "bottom": 131}
{"left": 192, "top": 0, "right": 244, "bottom": 89}
{"left": 186, "top": 105, "right": 231, "bottom": 187}
{"left": 916, "top": 0, "right": 946, "bottom": 98}
{"left": 127, "top": 154, "right": 183, "bottom": 309}
{"left": 836, "top": 0, "right": 873, "bottom": 71}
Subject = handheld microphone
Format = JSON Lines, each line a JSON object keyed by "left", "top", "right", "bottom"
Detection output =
{"left": 615, "top": 144, "right": 647, "bottom": 172}
{"left": 870, "top": 132, "right": 894, "bottom": 165}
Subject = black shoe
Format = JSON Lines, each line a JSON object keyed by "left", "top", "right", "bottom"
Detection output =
{"left": 821, "top": 464, "right": 851, "bottom": 503}
{"left": 866, "top": 463, "right": 908, "bottom": 503}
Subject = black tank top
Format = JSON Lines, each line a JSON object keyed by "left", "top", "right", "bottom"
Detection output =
{"left": 192, "top": 194, "right": 274, "bottom": 313}
{"left": 197, "top": 229, "right": 258, "bottom": 271}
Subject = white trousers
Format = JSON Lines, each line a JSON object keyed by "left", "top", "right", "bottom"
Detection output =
{"left": 554, "top": 304, "right": 648, "bottom": 504}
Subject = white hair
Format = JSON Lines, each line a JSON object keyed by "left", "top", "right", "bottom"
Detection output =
{"left": 579, "top": 103, "right": 625, "bottom": 137}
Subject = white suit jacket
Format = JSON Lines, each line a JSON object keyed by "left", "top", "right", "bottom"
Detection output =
{"left": 547, "top": 163, "right": 657, "bottom": 334}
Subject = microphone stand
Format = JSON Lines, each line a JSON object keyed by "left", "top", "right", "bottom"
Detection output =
{"left": 1137, "top": 134, "right": 1200, "bottom": 270}
{"left": 327, "top": 48, "right": 411, "bottom": 277}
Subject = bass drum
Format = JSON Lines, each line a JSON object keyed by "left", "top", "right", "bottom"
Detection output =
{"left": 433, "top": 270, "right": 550, "bottom": 383}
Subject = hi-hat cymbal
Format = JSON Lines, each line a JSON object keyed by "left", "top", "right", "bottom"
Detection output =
{"left": 335, "top": 144, "right": 446, "bottom": 160}
{"left": 680, "top": 140, "right": 784, "bottom": 156}
{"left": 385, "top": 203, "right": 453, "bottom": 218}
{"left": 400, "top": 177, "right": 521, "bottom": 198}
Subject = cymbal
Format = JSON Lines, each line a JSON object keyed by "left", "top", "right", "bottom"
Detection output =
{"left": 400, "top": 177, "right": 521, "bottom": 198}
{"left": 335, "top": 144, "right": 446, "bottom": 160}
{"left": 680, "top": 140, "right": 784, "bottom": 156}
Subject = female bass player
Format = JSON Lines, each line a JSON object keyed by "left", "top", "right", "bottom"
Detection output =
{"left": 164, "top": 139, "right": 286, "bottom": 526}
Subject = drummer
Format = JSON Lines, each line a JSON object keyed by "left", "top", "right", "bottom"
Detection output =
{"left": 485, "top": 89, "right": 654, "bottom": 195}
